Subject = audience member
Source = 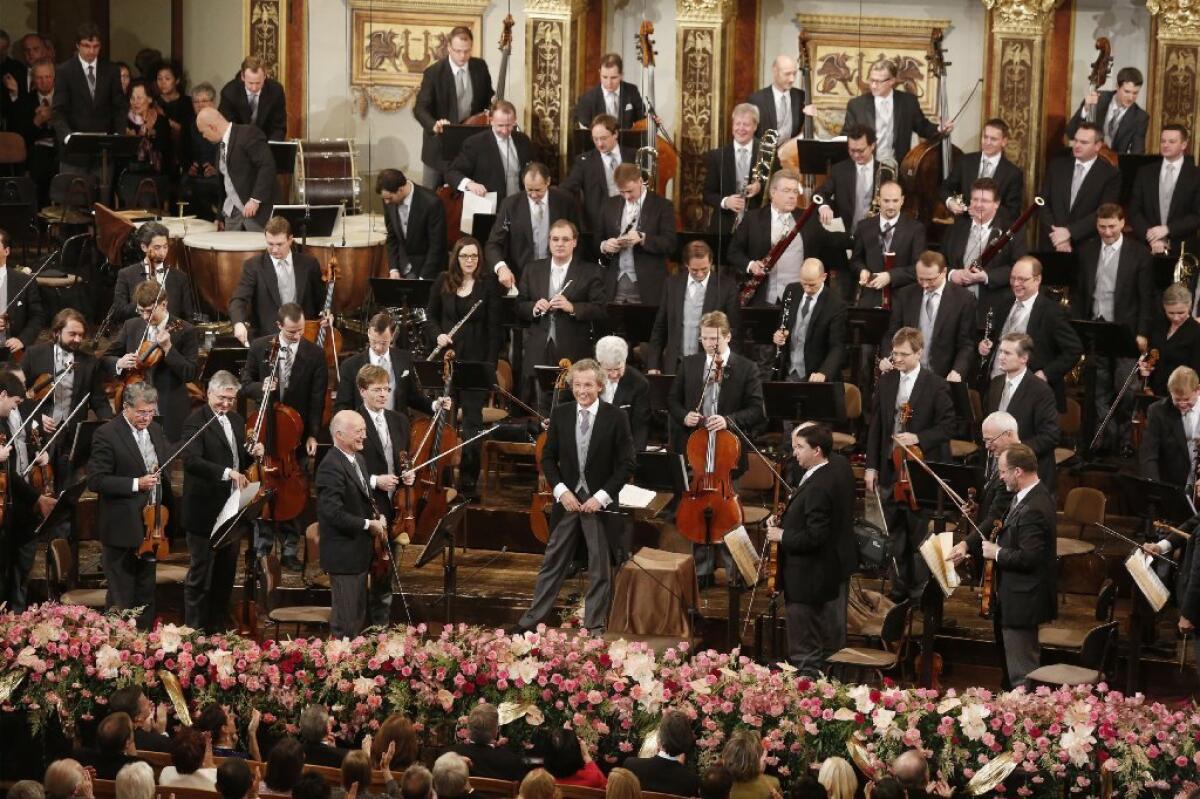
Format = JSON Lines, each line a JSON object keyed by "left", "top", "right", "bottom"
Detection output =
{"left": 8, "top": 781, "right": 45, "bottom": 799}
{"left": 864, "top": 778, "right": 905, "bottom": 799}
{"left": 371, "top": 714, "right": 420, "bottom": 770}
{"left": 432, "top": 752, "right": 472, "bottom": 799}
{"left": 336, "top": 750, "right": 397, "bottom": 799}
{"left": 91, "top": 712, "right": 142, "bottom": 780}
{"left": 543, "top": 728, "right": 606, "bottom": 789}
{"left": 815, "top": 758, "right": 855, "bottom": 799}
{"left": 216, "top": 758, "right": 256, "bottom": 799}
{"left": 293, "top": 774, "right": 332, "bottom": 799}
{"left": 262, "top": 737, "right": 306, "bottom": 796}
{"left": 699, "top": 765, "right": 734, "bottom": 799}
{"left": 787, "top": 777, "right": 827, "bottom": 799}
{"left": 126, "top": 78, "right": 170, "bottom": 174}
{"left": 452, "top": 703, "right": 527, "bottom": 781}
{"left": 519, "top": 770, "right": 561, "bottom": 799}
{"left": 115, "top": 762, "right": 155, "bottom": 799}
{"left": 154, "top": 61, "right": 192, "bottom": 139}
{"left": 620, "top": 709, "right": 699, "bottom": 796}
{"left": 43, "top": 759, "right": 93, "bottom": 799}
{"left": 114, "top": 62, "right": 132, "bottom": 96}
{"left": 195, "top": 704, "right": 262, "bottom": 761}
{"left": 13, "top": 57, "right": 56, "bottom": 207}
{"left": 108, "top": 686, "right": 171, "bottom": 752}
{"left": 891, "top": 751, "right": 928, "bottom": 793}
{"left": 721, "top": 731, "right": 779, "bottom": 799}
{"left": 159, "top": 726, "right": 218, "bottom": 790}
{"left": 298, "top": 705, "right": 349, "bottom": 768}
{"left": 399, "top": 765, "right": 433, "bottom": 799}
{"left": 606, "top": 769, "right": 642, "bottom": 799}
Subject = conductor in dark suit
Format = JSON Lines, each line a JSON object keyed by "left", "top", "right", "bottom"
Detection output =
{"left": 560, "top": 114, "right": 634, "bottom": 247}
{"left": 939, "top": 118, "right": 1024, "bottom": 220}
{"left": 229, "top": 216, "right": 325, "bottom": 345}
{"left": 703, "top": 103, "right": 770, "bottom": 236}
{"left": 1139, "top": 365, "right": 1200, "bottom": 489}
{"left": 843, "top": 58, "right": 948, "bottom": 164}
{"left": 180, "top": 372, "right": 262, "bottom": 632}
{"left": 375, "top": 168, "right": 447, "bottom": 279}
{"left": 1038, "top": 122, "right": 1121, "bottom": 251}
{"left": 86, "top": 382, "right": 173, "bottom": 630}
{"left": 984, "top": 333, "right": 1061, "bottom": 488}
{"left": 113, "top": 222, "right": 196, "bottom": 323}
{"left": 412, "top": 25, "right": 494, "bottom": 187}
{"left": 619, "top": 710, "right": 699, "bottom": 796}
{"left": 572, "top": 53, "right": 645, "bottom": 130}
{"left": 0, "top": 228, "right": 45, "bottom": 360}
{"left": 1129, "top": 125, "right": 1200, "bottom": 258}
{"left": 880, "top": 250, "right": 977, "bottom": 382}
{"left": 217, "top": 56, "right": 287, "bottom": 141}
{"left": 514, "top": 359, "right": 636, "bottom": 635}
{"left": 949, "top": 443, "right": 1058, "bottom": 688}
{"left": 850, "top": 180, "right": 925, "bottom": 307}
{"left": 647, "top": 240, "right": 740, "bottom": 374}
{"left": 195, "top": 106, "right": 276, "bottom": 231}
{"left": 486, "top": 162, "right": 582, "bottom": 292}
{"left": 50, "top": 23, "right": 128, "bottom": 185}
{"left": 943, "top": 178, "right": 1027, "bottom": 323}
{"left": 745, "top": 55, "right": 813, "bottom": 141}
{"left": 865, "top": 327, "right": 955, "bottom": 600}
{"left": 766, "top": 424, "right": 844, "bottom": 675}
{"left": 318, "top": 410, "right": 391, "bottom": 639}
{"left": 598, "top": 162, "right": 678, "bottom": 304}
{"left": 447, "top": 100, "right": 531, "bottom": 203}
{"left": 771, "top": 259, "right": 846, "bottom": 382}
{"left": 1065, "top": 67, "right": 1149, "bottom": 155}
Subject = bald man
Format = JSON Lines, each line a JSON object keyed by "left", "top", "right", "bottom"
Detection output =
{"left": 771, "top": 259, "right": 846, "bottom": 382}
{"left": 746, "top": 56, "right": 816, "bottom": 141}
{"left": 196, "top": 106, "right": 276, "bottom": 231}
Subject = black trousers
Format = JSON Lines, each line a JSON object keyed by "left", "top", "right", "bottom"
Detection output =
{"left": 184, "top": 530, "right": 239, "bottom": 632}
{"left": 102, "top": 543, "right": 157, "bottom": 630}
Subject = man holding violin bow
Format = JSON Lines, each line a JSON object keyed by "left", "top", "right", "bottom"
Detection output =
{"left": 0, "top": 227, "right": 46, "bottom": 362}
{"left": 111, "top": 222, "right": 196, "bottom": 324}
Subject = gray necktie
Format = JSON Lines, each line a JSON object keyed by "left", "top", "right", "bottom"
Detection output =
{"left": 881, "top": 221, "right": 895, "bottom": 252}
{"left": 455, "top": 68, "right": 471, "bottom": 121}
{"left": 876, "top": 100, "right": 893, "bottom": 159}
{"left": 999, "top": 379, "right": 1014, "bottom": 412}
{"left": 1105, "top": 104, "right": 1120, "bottom": 145}
{"left": 606, "top": 91, "right": 618, "bottom": 118}
{"left": 352, "top": 455, "right": 370, "bottom": 495}
{"left": 1160, "top": 163, "right": 1177, "bottom": 225}
{"left": 736, "top": 147, "right": 750, "bottom": 191}
{"left": 375, "top": 412, "right": 394, "bottom": 477}
{"left": 1069, "top": 162, "right": 1086, "bottom": 209}
{"left": 533, "top": 200, "right": 548, "bottom": 260}
{"left": 275, "top": 258, "right": 296, "bottom": 304}
{"left": 87, "top": 64, "right": 95, "bottom": 97}
{"left": 249, "top": 93, "right": 259, "bottom": 123}
{"left": 774, "top": 213, "right": 793, "bottom": 245}
{"left": 919, "top": 292, "right": 936, "bottom": 363}
{"left": 855, "top": 166, "right": 872, "bottom": 226}
{"left": 777, "top": 94, "right": 792, "bottom": 139}
{"left": 505, "top": 138, "right": 520, "bottom": 196}
{"left": 280, "top": 345, "right": 294, "bottom": 395}
{"left": 790, "top": 295, "right": 813, "bottom": 377}
{"left": 604, "top": 152, "right": 619, "bottom": 195}
{"left": 979, "top": 158, "right": 993, "bottom": 179}
{"left": 219, "top": 414, "right": 238, "bottom": 465}
{"left": 576, "top": 409, "right": 591, "bottom": 493}
{"left": 964, "top": 224, "right": 984, "bottom": 268}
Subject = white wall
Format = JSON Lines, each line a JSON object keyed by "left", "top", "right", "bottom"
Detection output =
{"left": 182, "top": 0, "right": 242, "bottom": 95}
{"left": 109, "top": 0, "right": 171, "bottom": 69}
{"left": 1069, "top": 0, "right": 1151, "bottom": 117}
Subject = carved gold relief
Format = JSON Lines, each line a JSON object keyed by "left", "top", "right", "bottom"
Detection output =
{"left": 1161, "top": 46, "right": 1199, "bottom": 125}
{"left": 528, "top": 19, "right": 566, "bottom": 172}
{"left": 981, "top": 0, "right": 1063, "bottom": 33}
{"left": 677, "top": 0, "right": 735, "bottom": 24}
{"left": 1147, "top": 0, "right": 1200, "bottom": 37}
{"left": 996, "top": 39, "right": 1034, "bottom": 171}
{"left": 678, "top": 28, "right": 716, "bottom": 229}
{"left": 244, "top": 0, "right": 284, "bottom": 79}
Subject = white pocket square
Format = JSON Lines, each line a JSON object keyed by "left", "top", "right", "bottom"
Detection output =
{"left": 400, "top": 370, "right": 410, "bottom": 378}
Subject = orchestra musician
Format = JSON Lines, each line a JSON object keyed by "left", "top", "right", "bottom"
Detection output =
{"left": 1139, "top": 365, "right": 1200, "bottom": 491}
{"left": 86, "top": 381, "right": 172, "bottom": 630}
{"left": 816, "top": 125, "right": 879, "bottom": 302}
{"left": 412, "top": 25, "right": 494, "bottom": 188}
{"left": 943, "top": 178, "right": 1028, "bottom": 322}
{"left": 984, "top": 333, "right": 1061, "bottom": 489}
{"left": 667, "top": 311, "right": 765, "bottom": 587}
{"left": 598, "top": 162, "right": 678, "bottom": 304}
{"left": 376, "top": 168, "right": 448, "bottom": 280}
{"left": 572, "top": 53, "right": 645, "bottom": 130}
{"left": 765, "top": 424, "right": 846, "bottom": 676}
{"left": 229, "top": 216, "right": 324, "bottom": 346}
{"left": 179, "top": 371, "right": 262, "bottom": 633}
{"left": 851, "top": 180, "right": 925, "bottom": 307}
{"left": 729, "top": 169, "right": 825, "bottom": 306}
{"left": 194, "top": 107, "right": 276, "bottom": 232}
{"left": 0, "top": 227, "right": 45, "bottom": 361}
{"left": 241, "top": 302, "right": 326, "bottom": 566}
{"left": 217, "top": 55, "right": 287, "bottom": 141}
{"left": 646, "top": 240, "right": 740, "bottom": 375}
{"left": 978, "top": 256, "right": 1084, "bottom": 410}
{"left": 486, "top": 162, "right": 582, "bottom": 292}
{"left": 1065, "top": 66, "right": 1148, "bottom": 155}
{"left": 703, "top": 103, "right": 769, "bottom": 237}
{"left": 865, "top": 327, "right": 955, "bottom": 601}
{"left": 771, "top": 258, "right": 846, "bottom": 383}
{"left": 746, "top": 55, "right": 814, "bottom": 142}
{"left": 355, "top": 364, "right": 417, "bottom": 627}
{"left": 1128, "top": 125, "right": 1200, "bottom": 258}
{"left": 843, "top": 58, "right": 951, "bottom": 164}
{"left": 447, "top": 100, "right": 532, "bottom": 203}
{"left": 112, "top": 222, "right": 196, "bottom": 324}
{"left": 560, "top": 114, "right": 634, "bottom": 245}
{"left": 597, "top": 335, "right": 649, "bottom": 562}
{"left": 940, "top": 118, "right": 1024, "bottom": 220}
{"left": 948, "top": 443, "right": 1057, "bottom": 689}
{"left": 318, "top": 410, "right": 391, "bottom": 639}
{"left": 880, "top": 250, "right": 976, "bottom": 383}
{"left": 335, "top": 311, "right": 447, "bottom": 419}
{"left": 1038, "top": 122, "right": 1120, "bottom": 252}
{"left": 977, "top": 411, "right": 1019, "bottom": 527}
{"left": 1141, "top": 285, "right": 1200, "bottom": 398}
{"left": 512, "top": 358, "right": 636, "bottom": 636}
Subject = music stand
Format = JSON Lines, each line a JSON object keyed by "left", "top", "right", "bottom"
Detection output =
{"left": 761, "top": 380, "right": 846, "bottom": 423}
{"left": 635, "top": 450, "right": 681, "bottom": 492}
{"left": 794, "top": 139, "right": 851, "bottom": 175}
{"left": 1119, "top": 475, "right": 1194, "bottom": 525}
{"left": 273, "top": 204, "right": 341, "bottom": 242}
{"left": 469, "top": 212, "right": 497, "bottom": 243}
{"left": 1069, "top": 318, "right": 1140, "bottom": 457}
{"left": 1028, "top": 250, "right": 1078, "bottom": 288}
{"left": 603, "top": 303, "right": 658, "bottom": 346}
{"left": 450, "top": 361, "right": 497, "bottom": 395}
{"left": 948, "top": 381, "right": 980, "bottom": 432}
{"left": 534, "top": 364, "right": 570, "bottom": 406}
{"left": 1151, "top": 255, "right": 1177, "bottom": 292}
{"left": 909, "top": 462, "right": 984, "bottom": 523}
{"left": 1117, "top": 154, "right": 1159, "bottom": 207}
{"left": 739, "top": 307, "right": 784, "bottom": 341}
{"left": 413, "top": 499, "right": 471, "bottom": 623}
{"left": 33, "top": 478, "right": 88, "bottom": 538}
{"left": 211, "top": 491, "right": 272, "bottom": 551}
{"left": 440, "top": 125, "right": 486, "bottom": 164}
{"left": 201, "top": 347, "right": 250, "bottom": 383}
{"left": 370, "top": 277, "right": 434, "bottom": 311}
{"left": 268, "top": 141, "right": 299, "bottom": 176}
{"left": 62, "top": 133, "right": 140, "bottom": 200}
{"left": 413, "top": 359, "right": 448, "bottom": 390}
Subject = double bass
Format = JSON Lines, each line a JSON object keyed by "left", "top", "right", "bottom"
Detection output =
{"left": 676, "top": 356, "right": 743, "bottom": 545}
{"left": 245, "top": 338, "right": 309, "bottom": 522}
{"left": 632, "top": 21, "right": 678, "bottom": 198}
{"left": 899, "top": 29, "right": 961, "bottom": 228}
{"left": 1082, "top": 37, "right": 1120, "bottom": 166}
{"left": 410, "top": 351, "right": 459, "bottom": 541}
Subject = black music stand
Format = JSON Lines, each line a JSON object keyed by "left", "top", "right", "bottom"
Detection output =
{"left": 534, "top": 364, "right": 571, "bottom": 405}
{"left": 846, "top": 307, "right": 891, "bottom": 401}
{"left": 62, "top": 132, "right": 139, "bottom": 200}
{"left": 1151, "top": 255, "right": 1178, "bottom": 292}
{"left": 948, "top": 381, "right": 980, "bottom": 433}
{"left": 414, "top": 499, "right": 471, "bottom": 624}
{"left": 268, "top": 141, "right": 298, "bottom": 176}
{"left": 794, "top": 139, "right": 850, "bottom": 176}
{"left": 211, "top": 491, "right": 271, "bottom": 551}
{"left": 413, "top": 359, "right": 448, "bottom": 390}
{"left": 468, "top": 213, "right": 497, "bottom": 242}
{"left": 1117, "top": 154, "right": 1159, "bottom": 207}
{"left": 909, "top": 462, "right": 984, "bottom": 526}
{"left": 201, "top": 347, "right": 250, "bottom": 383}
{"left": 1028, "top": 250, "right": 1078, "bottom": 288}
{"left": 634, "top": 450, "right": 682, "bottom": 492}
{"left": 1120, "top": 475, "right": 1194, "bottom": 526}
{"left": 603, "top": 303, "right": 658, "bottom": 346}
{"left": 440, "top": 125, "right": 487, "bottom": 163}
{"left": 370, "top": 277, "right": 434, "bottom": 311}
{"left": 33, "top": 478, "right": 88, "bottom": 538}
{"left": 273, "top": 204, "right": 341, "bottom": 242}
{"left": 761, "top": 380, "right": 846, "bottom": 423}
{"left": 1069, "top": 318, "right": 1140, "bottom": 458}
{"left": 450, "top": 361, "right": 497, "bottom": 395}
{"left": 739, "top": 306, "right": 784, "bottom": 342}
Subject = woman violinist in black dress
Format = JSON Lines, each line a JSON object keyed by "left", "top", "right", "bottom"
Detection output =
{"left": 1142, "top": 282, "right": 1200, "bottom": 396}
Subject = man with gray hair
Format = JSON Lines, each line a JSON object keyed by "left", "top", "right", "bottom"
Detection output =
{"left": 112, "top": 221, "right": 196, "bottom": 323}
{"left": 43, "top": 759, "right": 93, "bottom": 799}
{"left": 87, "top": 381, "right": 171, "bottom": 629}
{"left": 452, "top": 702, "right": 527, "bottom": 780}
{"left": 184, "top": 82, "right": 223, "bottom": 221}
{"left": 703, "top": 102, "right": 769, "bottom": 236}
{"left": 399, "top": 764, "right": 434, "bottom": 799}
{"left": 979, "top": 410, "right": 1020, "bottom": 528}
{"left": 297, "top": 704, "right": 349, "bottom": 768}
{"left": 181, "top": 370, "right": 263, "bottom": 631}
{"left": 432, "top": 752, "right": 471, "bottom": 799}
{"left": 596, "top": 335, "right": 650, "bottom": 451}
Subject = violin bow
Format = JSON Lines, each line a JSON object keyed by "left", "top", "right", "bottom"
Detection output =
{"left": 405, "top": 425, "right": 500, "bottom": 474}
{"left": 890, "top": 436, "right": 985, "bottom": 539}
{"left": 16, "top": 365, "right": 76, "bottom": 443}
{"left": 1095, "top": 522, "right": 1175, "bottom": 568}
{"left": 22, "top": 393, "right": 90, "bottom": 480}
{"left": 149, "top": 411, "right": 223, "bottom": 479}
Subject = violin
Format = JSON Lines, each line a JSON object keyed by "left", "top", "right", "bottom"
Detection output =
{"left": 891, "top": 403, "right": 921, "bottom": 511}
{"left": 979, "top": 519, "right": 1003, "bottom": 618}
{"left": 113, "top": 317, "right": 186, "bottom": 410}
{"left": 26, "top": 372, "right": 55, "bottom": 403}
{"left": 676, "top": 356, "right": 743, "bottom": 544}
{"left": 245, "top": 338, "right": 308, "bottom": 522}
{"left": 410, "top": 350, "right": 459, "bottom": 541}
{"left": 391, "top": 450, "right": 416, "bottom": 544}
{"left": 1130, "top": 348, "right": 1159, "bottom": 450}
{"left": 531, "top": 360, "right": 570, "bottom": 544}
{"left": 370, "top": 516, "right": 392, "bottom": 581}
{"left": 138, "top": 490, "right": 170, "bottom": 561}
{"left": 763, "top": 471, "right": 787, "bottom": 593}
{"left": 27, "top": 423, "right": 54, "bottom": 497}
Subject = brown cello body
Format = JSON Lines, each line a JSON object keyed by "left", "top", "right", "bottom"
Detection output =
{"left": 411, "top": 352, "right": 459, "bottom": 541}
{"left": 900, "top": 137, "right": 961, "bottom": 225}
{"left": 246, "top": 402, "right": 308, "bottom": 522}
{"left": 676, "top": 428, "right": 743, "bottom": 545}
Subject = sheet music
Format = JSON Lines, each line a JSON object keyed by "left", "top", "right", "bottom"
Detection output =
{"left": 920, "top": 532, "right": 961, "bottom": 598}
{"left": 461, "top": 191, "right": 498, "bottom": 234}
{"left": 211, "top": 482, "right": 262, "bottom": 538}
{"left": 618, "top": 483, "right": 656, "bottom": 509}
{"left": 822, "top": 218, "right": 846, "bottom": 234}
{"left": 723, "top": 525, "right": 761, "bottom": 586}
{"left": 1125, "top": 550, "right": 1170, "bottom": 612}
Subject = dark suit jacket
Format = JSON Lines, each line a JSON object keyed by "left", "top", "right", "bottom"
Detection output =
{"left": 1128, "top": 158, "right": 1200, "bottom": 256}
{"left": 240, "top": 335, "right": 327, "bottom": 440}
{"left": 51, "top": 57, "right": 128, "bottom": 165}
{"left": 573, "top": 82, "right": 645, "bottom": 130}
{"left": 21, "top": 343, "right": 113, "bottom": 428}
{"left": 779, "top": 464, "right": 842, "bottom": 605}
{"left": 221, "top": 122, "right": 276, "bottom": 226}
{"left": 598, "top": 191, "right": 677, "bottom": 303}
{"left": 1037, "top": 156, "right": 1120, "bottom": 249}
{"left": 992, "top": 293, "right": 1084, "bottom": 406}
{"left": 358, "top": 407, "right": 411, "bottom": 522}
{"left": 942, "top": 210, "right": 1027, "bottom": 322}
{"left": 746, "top": 85, "right": 807, "bottom": 140}
{"left": 620, "top": 756, "right": 699, "bottom": 797}
{"left": 515, "top": 258, "right": 607, "bottom": 376}
{"left": 316, "top": 448, "right": 376, "bottom": 574}
{"left": 446, "top": 130, "right": 532, "bottom": 202}
{"left": 334, "top": 347, "right": 433, "bottom": 417}
{"left": 180, "top": 405, "right": 251, "bottom": 534}
{"left": 86, "top": 416, "right": 172, "bottom": 548}
{"left": 383, "top": 184, "right": 447, "bottom": 279}
{"left": 703, "top": 139, "right": 771, "bottom": 235}
{"left": 112, "top": 262, "right": 196, "bottom": 323}
{"left": 647, "top": 271, "right": 741, "bottom": 372}
{"left": 427, "top": 274, "right": 502, "bottom": 364}
{"left": 850, "top": 214, "right": 925, "bottom": 306}
{"left": 611, "top": 367, "right": 650, "bottom": 451}
{"left": 228, "top": 251, "right": 324, "bottom": 339}
{"left": 667, "top": 350, "right": 765, "bottom": 471}
{"left": 541, "top": 400, "right": 636, "bottom": 531}
{"left": 985, "top": 372, "right": 1061, "bottom": 486}
{"left": 865, "top": 367, "right": 954, "bottom": 487}
{"left": 485, "top": 187, "right": 582, "bottom": 280}
{"left": 727, "top": 206, "right": 826, "bottom": 306}
{"left": 1140, "top": 398, "right": 1191, "bottom": 487}
{"left": 1072, "top": 237, "right": 1154, "bottom": 337}
{"left": 452, "top": 742, "right": 528, "bottom": 782}
{"left": 560, "top": 145, "right": 634, "bottom": 236}
{"left": 815, "top": 157, "right": 869, "bottom": 233}
{"left": 883, "top": 282, "right": 977, "bottom": 378}
{"left": 777, "top": 283, "right": 846, "bottom": 380}
{"left": 843, "top": 90, "right": 938, "bottom": 161}
{"left": 1066, "top": 92, "right": 1149, "bottom": 155}
{"left": 14, "top": 90, "right": 56, "bottom": 151}
{"left": 937, "top": 152, "right": 1024, "bottom": 220}
{"left": 218, "top": 76, "right": 287, "bottom": 140}
{"left": 413, "top": 57, "right": 494, "bottom": 168}
{"left": 302, "top": 741, "right": 349, "bottom": 769}
{"left": 0, "top": 265, "right": 44, "bottom": 346}
{"left": 1147, "top": 316, "right": 1200, "bottom": 397}
{"left": 104, "top": 316, "right": 199, "bottom": 442}
{"left": 966, "top": 481, "right": 1058, "bottom": 628}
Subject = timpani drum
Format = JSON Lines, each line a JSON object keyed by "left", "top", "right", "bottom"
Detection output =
{"left": 295, "top": 139, "right": 360, "bottom": 212}
{"left": 182, "top": 231, "right": 266, "bottom": 316}
{"left": 340, "top": 213, "right": 386, "bottom": 237}
{"left": 139, "top": 216, "right": 218, "bottom": 270}
{"left": 303, "top": 231, "right": 386, "bottom": 314}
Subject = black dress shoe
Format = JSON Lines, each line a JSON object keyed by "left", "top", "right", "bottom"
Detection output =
{"left": 506, "top": 622, "right": 534, "bottom": 635}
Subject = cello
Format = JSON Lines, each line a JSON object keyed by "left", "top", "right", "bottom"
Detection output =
{"left": 530, "top": 360, "right": 570, "bottom": 544}
{"left": 410, "top": 351, "right": 459, "bottom": 541}
{"left": 676, "top": 356, "right": 743, "bottom": 545}
{"left": 1082, "top": 37, "right": 1120, "bottom": 167}
{"left": 245, "top": 338, "right": 309, "bottom": 522}
{"left": 899, "top": 30, "right": 961, "bottom": 228}
{"left": 302, "top": 256, "right": 342, "bottom": 426}
{"left": 631, "top": 21, "right": 679, "bottom": 198}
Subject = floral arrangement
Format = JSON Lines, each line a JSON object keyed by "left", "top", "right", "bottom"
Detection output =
{"left": 2, "top": 603, "right": 1199, "bottom": 797}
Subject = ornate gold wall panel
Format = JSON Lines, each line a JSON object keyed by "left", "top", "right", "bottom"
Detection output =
{"left": 525, "top": 0, "right": 589, "bottom": 180}
{"left": 1148, "top": 1, "right": 1200, "bottom": 160}
{"left": 677, "top": 0, "right": 735, "bottom": 229}
{"left": 245, "top": 0, "right": 285, "bottom": 79}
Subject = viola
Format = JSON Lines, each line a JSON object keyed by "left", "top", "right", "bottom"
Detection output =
{"left": 1131, "top": 349, "right": 1159, "bottom": 450}
{"left": 391, "top": 450, "right": 416, "bottom": 544}
{"left": 27, "top": 423, "right": 54, "bottom": 497}
{"left": 113, "top": 317, "right": 186, "bottom": 410}
{"left": 530, "top": 360, "right": 570, "bottom": 544}
{"left": 410, "top": 350, "right": 459, "bottom": 541}
{"left": 138, "top": 493, "right": 170, "bottom": 561}
{"left": 245, "top": 338, "right": 309, "bottom": 522}
{"left": 676, "top": 356, "right": 743, "bottom": 544}
{"left": 891, "top": 403, "right": 922, "bottom": 511}
{"left": 979, "top": 519, "right": 1003, "bottom": 618}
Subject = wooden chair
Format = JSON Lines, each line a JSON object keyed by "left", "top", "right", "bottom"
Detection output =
{"left": 1057, "top": 487, "right": 1106, "bottom": 539}
{"left": 738, "top": 452, "right": 777, "bottom": 527}
{"left": 832, "top": 383, "right": 862, "bottom": 452}
{"left": 826, "top": 599, "right": 911, "bottom": 684}
{"left": 0, "top": 132, "right": 27, "bottom": 175}
{"left": 260, "top": 553, "right": 331, "bottom": 637}
{"left": 1040, "top": 579, "right": 1117, "bottom": 651}
{"left": 42, "top": 172, "right": 97, "bottom": 228}
{"left": 153, "top": 785, "right": 220, "bottom": 799}
{"left": 303, "top": 763, "right": 344, "bottom": 788}
{"left": 0, "top": 176, "right": 39, "bottom": 260}
{"left": 557, "top": 786, "right": 607, "bottom": 799}
{"left": 1055, "top": 398, "right": 1082, "bottom": 465}
{"left": 93, "top": 779, "right": 117, "bottom": 799}
{"left": 1025, "top": 621, "right": 1119, "bottom": 688}
{"left": 481, "top": 359, "right": 513, "bottom": 425}
{"left": 46, "top": 538, "right": 106, "bottom": 608}
{"left": 304, "top": 523, "right": 330, "bottom": 589}
{"left": 136, "top": 749, "right": 173, "bottom": 775}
